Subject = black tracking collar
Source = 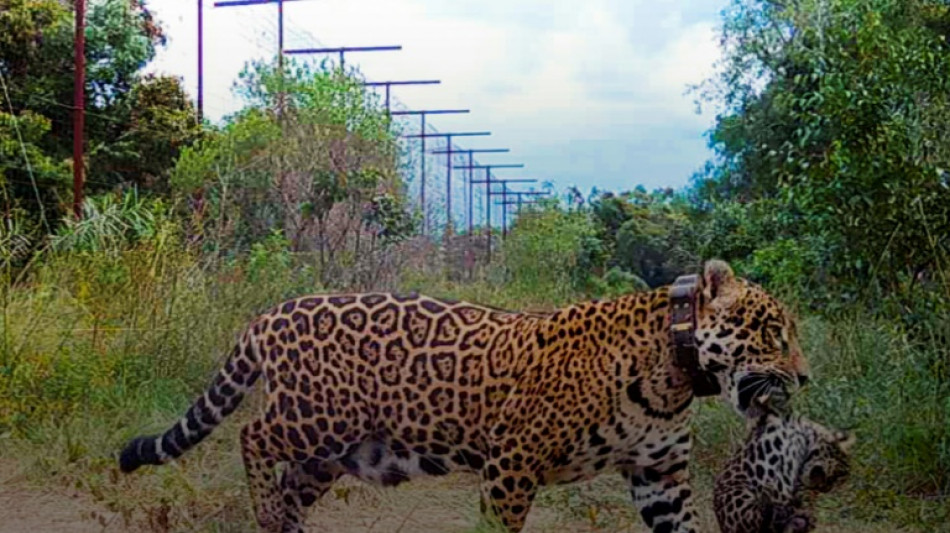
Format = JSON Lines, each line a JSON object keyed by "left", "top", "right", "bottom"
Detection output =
{"left": 670, "top": 274, "right": 722, "bottom": 398}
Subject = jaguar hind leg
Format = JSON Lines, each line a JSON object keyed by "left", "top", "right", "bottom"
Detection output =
{"left": 241, "top": 421, "right": 283, "bottom": 533}
{"left": 478, "top": 446, "right": 540, "bottom": 532}
{"left": 279, "top": 460, "right": 344, "bottom": 533}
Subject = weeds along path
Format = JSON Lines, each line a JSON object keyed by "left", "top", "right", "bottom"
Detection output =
{"left": 0, "top": 460, "right": 900, "bottom": 533}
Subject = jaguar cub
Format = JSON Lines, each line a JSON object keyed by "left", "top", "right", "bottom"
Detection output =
{"left": 714, "top": 397, "right": 854, "bottom": 533}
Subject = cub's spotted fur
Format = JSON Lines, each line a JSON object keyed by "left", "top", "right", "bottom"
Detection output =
{"left": 120, "top": 260, "right": 809, "bottom": 533}
{"left": 714, "top": 397, "right": 853, "bottom": 533}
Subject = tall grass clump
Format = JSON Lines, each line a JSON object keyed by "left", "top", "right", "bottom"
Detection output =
{"left": 0, "top": 192, "right": 328, "bottom": 529}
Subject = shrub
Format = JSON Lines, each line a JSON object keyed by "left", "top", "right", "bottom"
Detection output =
{"left": 499, "top": 204, "right": 602, "bottom": 303}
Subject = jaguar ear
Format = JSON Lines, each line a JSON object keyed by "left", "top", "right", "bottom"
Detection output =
{"left": 702, "top": 259, "right": 739, "bottom": 310}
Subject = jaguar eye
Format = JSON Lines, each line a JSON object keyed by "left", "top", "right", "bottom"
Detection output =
{"left": 765, "top": 325, "right": 786, "bottom": 352}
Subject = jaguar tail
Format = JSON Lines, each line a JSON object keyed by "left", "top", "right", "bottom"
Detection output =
{"left": 118, "top": 328, "right": 262, "bottom": 473}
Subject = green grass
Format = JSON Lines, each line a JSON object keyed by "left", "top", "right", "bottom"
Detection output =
{"left": 0, "top": 245, "right": 946, "bottom": 531}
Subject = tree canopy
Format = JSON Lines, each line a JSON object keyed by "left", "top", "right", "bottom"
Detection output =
{"left": 692, "top": 0, "right": 950, "bottom": 300}
{"left": 0, "top": 0, "right": 200, "bottom": 232}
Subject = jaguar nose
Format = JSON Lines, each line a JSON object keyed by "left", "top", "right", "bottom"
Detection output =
{"left": 797, "top": 374, "right": 809, "bottom": 387}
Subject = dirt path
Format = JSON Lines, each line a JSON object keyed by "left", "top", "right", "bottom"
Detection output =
{"left": 0, "top": 466, "right": 903, "bottom": 533}
{"left": 306, "top": 475, "right": 904, "bottom": 533}
{"left": 0, "top": 462, "right": 127, "bottom": 533}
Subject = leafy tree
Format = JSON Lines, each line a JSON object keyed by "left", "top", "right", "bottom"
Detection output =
{"left": 696, "top": 0, "right": 950, "bottom": 298}
{"left": 501, "top": 200, "right": 603, "bottom": 300}
{"left": 0, "top": 109, "right": 69, "bottom": 229}
{"left": 1, "top": 0, "right": 194, "bottom": 230}
{"left": 588, "top": 188, "right": 696, "bottom": 287}
{"left": 1, "top": 0, "right": 74, "bottom": 224}
{"left": 171, "top": 107, "right": 282, "bottom": 250}
{"left": 108, "top": 74, "right": 201, "bottom": 192}
{"left": 173, "top": 57, "right": 407, "bottom": 286}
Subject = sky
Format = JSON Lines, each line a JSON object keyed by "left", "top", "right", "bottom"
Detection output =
{"left": 146, "top": 0, "right": 725, "bottom": 194}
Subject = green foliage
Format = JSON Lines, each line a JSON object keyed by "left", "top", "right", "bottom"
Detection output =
{"left": 500, "top": 202, "right": 603, "bottom": 302}
{"left": 235, "top": 57, "right": 395, "bottom": 144}
{"left": 171, "top": 108, "right": 279, "bottom": 193}
{"left": 247, "top": 229, "right": 294, "bottom": 284}
{"left": 589, "top": 266, "right": 650, "bottom": 299}
{"left": 51, "top": 190, "right": 178, "bottom": 253}
{"left": 0, "top": 108, "right": 70, "bottom": 196}
{"left": 0, "top": 0, "right": 191, "bottom": 229}
{"left": 171, "top": 108, "right": 281, "bottom": 250}
{"left": 102, "top": 74, "right": 202, "bottom": 191}
{"left": 740, "top": 236, "right": 825, "bottom": 294}
{"left": 607, "top": 190, "right": 696, "bottom": 287}
{"left": 697, "top": 0, "right": 950, "bottom": 298}
{"left": 686, "top": 199, "right": 780, "bottom": 261}
{"left": 0, "top": 1, "right": 73, "bottom": 96}
{"left": 0, "top": 209, "right": 33, "bottom": 266}
{"left": 172, "top": 57, "right": 405, "bottom": 286}
{"left": 549, "top": 188, "right": 700, "bottom": 290}
{"left": 84, "top": 0, "right": 165, "bottom": 105}
{"left": 365, "top": 193, "right": 419, "bottom": 244}
{"left": 0, "top": 228, "right": 323, "bottom": 433}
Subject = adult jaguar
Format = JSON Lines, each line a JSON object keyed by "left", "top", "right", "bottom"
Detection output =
{"left": 119, "top": 260, "right": 809, "bottom": 533}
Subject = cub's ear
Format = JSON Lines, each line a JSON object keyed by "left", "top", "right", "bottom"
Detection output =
{"left": 702, "top": 259, "right": 739, "bottom": 310}
{"left": 835, "top": 430, "right": 856, "bottom": 453}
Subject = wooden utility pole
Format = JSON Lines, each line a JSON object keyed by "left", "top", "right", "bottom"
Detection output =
{"left": 73, "top": 0, "right": 86, "bottom": 219}
{"left": 197, "top": 0, "right": 203, "bottom": 121}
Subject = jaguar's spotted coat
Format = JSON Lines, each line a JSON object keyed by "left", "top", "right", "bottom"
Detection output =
{"left": 120, "top": 260, "right": 809, "bottom": 533}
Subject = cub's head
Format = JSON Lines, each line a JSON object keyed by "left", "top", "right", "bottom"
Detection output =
{"left": 694, "top": 260, "right": 810, "bottom": 416}
{"left": 747, "top": 395, "right": 854, "bottom": 493}
{"left": 800, "top": 421, "right": 855, "bottom": 493}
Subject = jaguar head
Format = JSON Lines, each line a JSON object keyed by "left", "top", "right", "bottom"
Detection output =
{"left": 694, "top": 260, "right": 810, "bottom": 417}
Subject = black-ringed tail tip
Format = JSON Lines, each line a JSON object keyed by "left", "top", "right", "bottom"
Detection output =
{"left": 119, "top": 435, "right": 163, "bottom": 473}
{"left": 118, "top": 342, "right": 252, "bottom": 476}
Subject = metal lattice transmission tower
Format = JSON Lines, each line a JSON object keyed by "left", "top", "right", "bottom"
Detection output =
{"left": 199, "top": 0, "right": 535, "bottom": 246}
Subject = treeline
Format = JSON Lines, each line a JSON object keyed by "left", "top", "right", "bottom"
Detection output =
{"left": 7, "top": 0, "right": 948, "bottom": 312}
{"left": 1, "top": 0, "right": 200, "bottom": 219}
